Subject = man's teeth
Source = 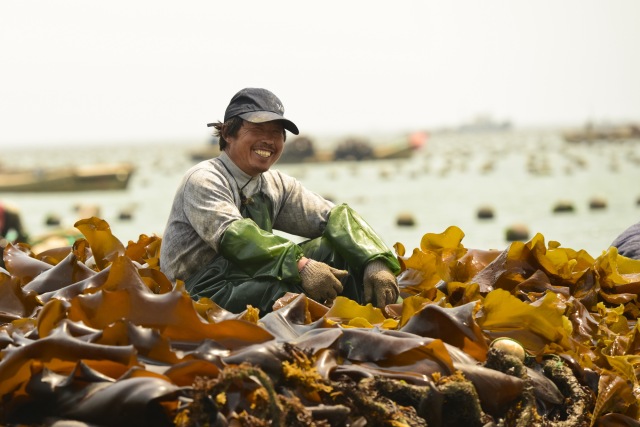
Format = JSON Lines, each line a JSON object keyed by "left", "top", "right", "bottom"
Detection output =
{"left": 254, "top": 149, "right": 272, "bottom": 158}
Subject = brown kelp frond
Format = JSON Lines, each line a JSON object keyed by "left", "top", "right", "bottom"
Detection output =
{"left": 3, "top": 219, "right": 640, "bottom": 425}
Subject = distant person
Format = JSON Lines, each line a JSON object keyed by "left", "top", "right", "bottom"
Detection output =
{"left": 160, "top": 87, "right": 400, "bottom": 313}
{"left": 0, "top": 201, "right": 29, "bottom": 269}
{"left": 611, "top": 221, "right": 640, "bottom": 260}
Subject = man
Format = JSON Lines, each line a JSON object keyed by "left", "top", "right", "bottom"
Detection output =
{"left": 611, "top": 221, "right": 640, "bottom": 260}
{"left": 0, "top": 201, "right": 29, "bottom": 269}
{"left": 160, "top": 88, "right": 400, "bottom": 313}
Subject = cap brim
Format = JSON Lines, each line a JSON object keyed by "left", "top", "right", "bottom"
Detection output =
{"left": 239, "top": 111, "right": 299, "bottom": 135}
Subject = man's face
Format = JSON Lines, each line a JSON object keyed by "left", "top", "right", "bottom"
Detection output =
{"left": 225, "top": 120, "right": 285, "bottom": 176}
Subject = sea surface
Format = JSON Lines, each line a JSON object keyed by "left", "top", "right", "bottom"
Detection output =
{"left": 2, "top": 128, "right": 640, "bottom": 257}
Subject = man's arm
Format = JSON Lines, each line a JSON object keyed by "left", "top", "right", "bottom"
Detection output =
{"left": 269, "top": 171, "right": 334, "bottom": 239}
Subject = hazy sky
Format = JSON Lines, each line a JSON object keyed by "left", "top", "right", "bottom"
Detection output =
{"left": 2, "top": 0, "right": 639, "bottom": 147}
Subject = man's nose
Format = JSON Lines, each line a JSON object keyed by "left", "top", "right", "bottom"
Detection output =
{"left": 263, "top": 132, "right": 280, "bottom": 144}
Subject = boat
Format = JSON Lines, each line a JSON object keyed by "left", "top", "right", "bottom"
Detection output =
{"left": 0, "top": 162, "right": 135, "bottom": 193}
{"left": 562, "top": 122, "right": 640, "bottom": 143}
{"left": 189, "top": 137, "right": 221, "bottom": 162}
{"left": 283, "top": 132, "right": 426, "bottom": 163}
{"left": 457, "top": 114, "right": 512, "bottom": 133}
{"left": 189, "top": 132, "right": 427, "bottom": 164}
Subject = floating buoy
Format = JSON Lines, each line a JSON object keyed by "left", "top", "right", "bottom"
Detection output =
{"left": 45, "top": 214, "right": 61, "bottom": 227}
{"left": 589, "top": 197, "right": 607, "bottom": 210}
{"left": 396, "top": 212, "right": 416, "bottom": 227}
{"left": 505, "top": 223, "right": 529, "bottom": 242}
{"left": 552, "top": 200, "right": 575, "bottom": 213}
{"left": 379, "top": 168, "right": 391, "bottom": 179}
{"left": 118, "top": 209, "right": 134, "bottom": 221}
{"left": 476, "top": 205, "right": 495, "bottom": 220}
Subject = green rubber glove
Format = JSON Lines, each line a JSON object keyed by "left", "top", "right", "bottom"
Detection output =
{"left": 299, "top": 259, "right": 348, "bottom": 305}
{"left": 363, "top": 260, "right": 399, "bottom": 308}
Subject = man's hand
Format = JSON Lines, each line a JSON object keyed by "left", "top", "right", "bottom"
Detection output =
{"left": 363, "top": 260, "right": 399, "bottom": 308}
{"left": 299, "top": 259, "right": 348, "bottom": 305}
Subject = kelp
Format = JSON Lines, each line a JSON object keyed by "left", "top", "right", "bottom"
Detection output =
{"left": 2, "top": 217, "right": 640, "bottom": 425}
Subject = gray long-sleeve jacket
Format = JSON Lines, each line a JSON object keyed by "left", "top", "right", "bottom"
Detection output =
{"left": 160, "top": 152, "right": 334, "bottom": 283}
{"left": 611, "top": 221, "right": 640, "bottom": 260}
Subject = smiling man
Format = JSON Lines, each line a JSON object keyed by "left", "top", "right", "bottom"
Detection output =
{"left": 160, "top": 88, "right": 400, "bottom": 314}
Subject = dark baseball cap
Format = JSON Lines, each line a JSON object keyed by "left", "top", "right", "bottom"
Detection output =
{"left": 207, "top": 88, "right": 299, "bottom": 135}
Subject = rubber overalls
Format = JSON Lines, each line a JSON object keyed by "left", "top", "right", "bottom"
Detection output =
{"left": 184, "top": 189, "right": 400, "bottom": 314}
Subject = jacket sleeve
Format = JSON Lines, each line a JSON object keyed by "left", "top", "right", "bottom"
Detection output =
{"left": 269, "top": 171, "right": 334, "bottom": 238}
{"left": 219, "top": 218, "right": 304, "bottom": 281}
{"left": 611, "top": 221, "right": 640, "bottom": 260}
{"left": 324, "top": 204, "right": 401, "bottom": 276}
{"left": 181, "top": 166, "right": 245, "bottom": 253}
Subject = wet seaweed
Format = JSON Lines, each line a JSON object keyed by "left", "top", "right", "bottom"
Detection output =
{"left": 2, "top": 218, "right": 640, "bottom": 425}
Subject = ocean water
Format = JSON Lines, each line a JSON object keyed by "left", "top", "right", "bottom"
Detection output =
{"left": 2, "top": 128, "right": 639, "bottom": 257}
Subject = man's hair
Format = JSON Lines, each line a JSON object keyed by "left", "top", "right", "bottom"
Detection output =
{"left": 211, "top": 116, "right": 244, "bottom": 151}
{"left": 212, "top": 117, "right": 288, "bottom": 151}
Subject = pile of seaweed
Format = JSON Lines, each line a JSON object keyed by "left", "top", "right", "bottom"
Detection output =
{"left": 1, "top": 217, "right": 640, "bottom": 427}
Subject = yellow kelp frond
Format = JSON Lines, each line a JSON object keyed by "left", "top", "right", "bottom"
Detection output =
{"left": 597, "top": 302, "right": 629, "bottom": 336}
{"left": 74, "top": 217, "right": 125, "bottom": 271}
{"left": 477, "top": 289, "right": 574, "bottom": 354}
{"left": 325, "top": 296, "right": 387, "bottom": 325}
{"left": 396, "top": 226, "right": 468, "bottom": 295}
{"left": 596, "top": 246, "right": 640, "bottom": 290}
{"left": 528, "top": 234, "right": 596, "bottom": 284}
{"left": 547, "top": 240, "right": 596, "bottom": 278}
{"left": 591, "top": 371, "right": 638, "bottom": 423}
